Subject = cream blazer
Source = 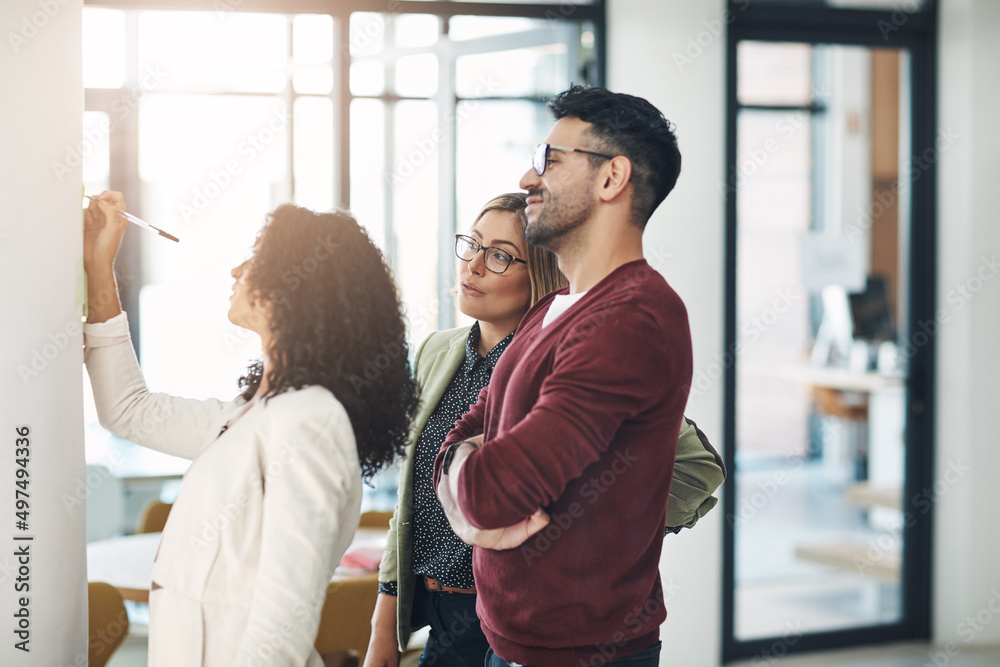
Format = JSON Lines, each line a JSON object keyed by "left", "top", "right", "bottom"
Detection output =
{"left": 84, "top": 313, "right": 362, "bottom": 667}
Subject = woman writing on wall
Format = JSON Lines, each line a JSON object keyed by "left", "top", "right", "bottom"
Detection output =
{"left": 83, "top": 192, "right": 419, "bottom": 667}
{"left": 364, "top": 193, "right": 725, "bottom": 667}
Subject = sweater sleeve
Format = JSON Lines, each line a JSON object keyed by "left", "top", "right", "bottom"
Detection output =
{"left": 455, "top": 303, "right": 690, "bottom": 529}
{"left": 83, "top": 311, "right": 229, "bottom": 460}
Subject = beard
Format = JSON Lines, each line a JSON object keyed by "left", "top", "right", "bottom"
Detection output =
{"left": 524, "top": 189, "right": 595, "bottom": 251}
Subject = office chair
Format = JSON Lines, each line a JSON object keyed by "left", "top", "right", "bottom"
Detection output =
{"left": 88, "top": 581, "right": 130, "bottom": 667}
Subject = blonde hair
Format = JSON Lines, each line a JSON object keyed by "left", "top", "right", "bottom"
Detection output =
{"left": 472, "top": 193, "right": 567, "bottom": 305}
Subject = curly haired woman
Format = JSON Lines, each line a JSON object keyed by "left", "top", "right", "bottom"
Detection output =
{"left": 82, "top": 192, "right": 419, "bottom": 667}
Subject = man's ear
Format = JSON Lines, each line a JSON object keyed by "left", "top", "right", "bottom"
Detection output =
{"left": 598, "top": 155, "right": 632, "bottom": 203}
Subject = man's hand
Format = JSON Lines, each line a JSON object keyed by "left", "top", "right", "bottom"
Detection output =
{"left": 436, "top": 442, "right": 550, "bottom": 550}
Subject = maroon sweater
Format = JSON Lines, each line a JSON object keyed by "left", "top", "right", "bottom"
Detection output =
{"left": 435, "top": 260, "right": 692, "bottom": 666}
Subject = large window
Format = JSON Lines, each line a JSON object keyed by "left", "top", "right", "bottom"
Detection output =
{"left": 81, "top": 1, "right": 603, "bottom": 507}
{"left": 347, "top": 10, "right": 598, "bottom": 341}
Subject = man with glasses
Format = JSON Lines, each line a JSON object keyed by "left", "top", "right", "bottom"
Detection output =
{"left": 435, "top": 85, "right": 692, "bottom": 667}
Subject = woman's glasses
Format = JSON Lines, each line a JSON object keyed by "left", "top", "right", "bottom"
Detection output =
{"left": 455, "top": 235, "right": 527, "bottom": 274}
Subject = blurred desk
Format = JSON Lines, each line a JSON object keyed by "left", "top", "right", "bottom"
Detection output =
{"left": 741, "top": 358, "right": 905, "bottom": 506}
{"left": 742, "top": 360, "right": 907, "bottom": 583}
{"left": 87, "top": 532, "right": 161, "bottom": 602}
{"left": 739, "top": 358, "right": 904, "bottom": 392}
{"left": 85, "top": 424, "right": 191, "bottom": 483}
{"left": 87, "top": 527, "right": 388, "bottom": 603}
{"left": 85, "top": 424, "right": 191, "bottom": 535}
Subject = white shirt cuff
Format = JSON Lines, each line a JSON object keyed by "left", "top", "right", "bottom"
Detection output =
{"left": 83, "top": 311, "right": 130, "bottom": 347}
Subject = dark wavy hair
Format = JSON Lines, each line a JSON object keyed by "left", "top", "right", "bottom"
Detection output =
{"left": 547, "top": 84, "right": 682, "bottom": 227}
{"left": 237, "top": 204, "right": 419, "bottom": 481}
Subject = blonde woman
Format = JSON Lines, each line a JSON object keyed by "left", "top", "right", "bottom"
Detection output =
{"left": 365, "top": 193, "right": 724, "bottom": 667}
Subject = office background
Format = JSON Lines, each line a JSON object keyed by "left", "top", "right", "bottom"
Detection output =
{"left": 0, "top": 1, "right": 997, "bottom": 665}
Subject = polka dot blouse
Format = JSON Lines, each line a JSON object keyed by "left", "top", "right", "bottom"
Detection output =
{"left": 379, "top": 323, "right": 513, "bottom": 596}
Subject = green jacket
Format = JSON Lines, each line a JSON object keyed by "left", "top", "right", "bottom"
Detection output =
{"left": 377, "top": 326, "right": 725, "bottom": 651}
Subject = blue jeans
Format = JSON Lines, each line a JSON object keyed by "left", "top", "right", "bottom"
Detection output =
{"left": 485, "top": 640, "right": 662, "bottom": 667}
{"left": 411, "top": 583, "right": 490, "bottom": 667}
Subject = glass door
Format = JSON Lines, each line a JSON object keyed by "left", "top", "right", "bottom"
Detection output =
{"left": 723, "top": 27, "right": 936, "bottom": 659}
{"left": 733, "top": 39, "right": 909, "bottom": 637}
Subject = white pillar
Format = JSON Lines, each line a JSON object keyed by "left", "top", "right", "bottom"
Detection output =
{"left": 0, "top": 1, "right": 87, "bottom": 664}
{"left": 609, "top": 2, "right": 728, "bottom": 666}
{"left": 935, "top": 0, "right": 1000, "bottom": 649}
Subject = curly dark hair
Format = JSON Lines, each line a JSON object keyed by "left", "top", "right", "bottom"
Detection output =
{"left": 237, "top": 204, "right": 419, "bottom": 481}
{"left": 547, "top": 84, "right": 682, "bottom": 226}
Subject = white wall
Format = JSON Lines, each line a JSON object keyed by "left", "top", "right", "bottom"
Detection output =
{"left": 610, "top": 0, "right": 1000, "bottom": 663}
{"left": 935, "top": 0, "right": 1000, "bottom": 649}
{"left": 609, "top": 1, "right": 728, "bottom": 665}
{"left": 0, "top": 1, "right": 87, "bottom": 664}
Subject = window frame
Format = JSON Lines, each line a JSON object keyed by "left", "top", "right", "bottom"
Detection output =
{"left": 84, "top": 0, "right": 606, "bottom": 343}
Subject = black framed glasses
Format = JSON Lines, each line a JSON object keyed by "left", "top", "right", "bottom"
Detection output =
{"left": 531, "top": 143, "right": 615, "bottom": 176}
{"left": 455, "top": 234, "right": 527, "bottom": 274}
